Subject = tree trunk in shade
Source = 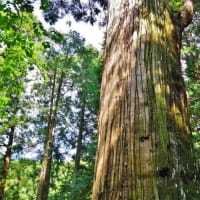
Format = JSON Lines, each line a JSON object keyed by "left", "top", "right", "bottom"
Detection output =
{"left": 92, "top": 0, "right": 199, "bottom": 199}
{"left": 0, "top": 126, "right": 15, "bottom": 200}
{"left": 73, "top": 102, "right": 85, "bottom": 182}
{"left": 72, "top": 100, "right": 85, "bottom": 200}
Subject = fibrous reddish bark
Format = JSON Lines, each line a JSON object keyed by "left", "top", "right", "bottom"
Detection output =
{"left": 92, "top": 0, "right": 199, "bottom": 199}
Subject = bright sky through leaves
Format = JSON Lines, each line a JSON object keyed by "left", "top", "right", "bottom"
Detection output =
{"left": 33, "top": 1, "right": 105, "bottom": 51}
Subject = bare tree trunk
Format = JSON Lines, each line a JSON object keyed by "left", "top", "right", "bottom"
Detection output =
{"left": 72, "top": 99, "right": 86, "bottom": 200}
{"left": 37, "top": 69, "right": 63, "bottom": 200}
{"left": 92, "top": 0, "right": 199, "bottom": 199}
{"left": 73, "top": 102, "right": 85, "bottom": 183}
{"left": 0, "top": 126, "right": 15, "bottom": 200}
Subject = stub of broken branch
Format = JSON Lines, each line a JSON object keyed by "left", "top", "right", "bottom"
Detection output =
{"left": 180, "top": 0, "right": 194, "bottom": 29}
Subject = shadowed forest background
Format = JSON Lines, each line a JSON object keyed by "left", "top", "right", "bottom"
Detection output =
{"left": 0, "top": 0, "right": 199, "bottom": 199}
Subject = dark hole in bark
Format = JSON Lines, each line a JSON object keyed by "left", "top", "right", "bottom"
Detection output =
{"left": 159, "top": 167, "right": 170, "bottom": 177}
{"left": 139, "top": 136, "right": 150, "bottom": 142}
{"left": 167, "top": 143, "right": 171, "bottom": 150}
{"left": 155, "top": 143, "right": 159, "bottom": 148}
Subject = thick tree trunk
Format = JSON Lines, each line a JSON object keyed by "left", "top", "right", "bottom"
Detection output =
{"left": 37, "top": 71, "right": 63, "bottom": 200}
{"left": 0, "top": 126, "right": 15, "bottom": 200}
{"left": 92, "top": 0, "right": 199, "bottom": 199}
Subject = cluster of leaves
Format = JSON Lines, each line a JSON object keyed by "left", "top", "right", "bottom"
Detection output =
{"left": 168, "top": 0, "right": 184, "bottom": 11}
{"left": 0, "top": 4, "right": 48, "bottom": 176}
{"left": 39, "top": 0, "right": 107, "bottom": 25}
{"left": 1, "top": 159, "right": 40, "bottom": 200}
{"left": 0, "top": 0, "right": 46, "bottom": 123}
{"left": 1, "top": 158, "right": 95, "bottom": 200}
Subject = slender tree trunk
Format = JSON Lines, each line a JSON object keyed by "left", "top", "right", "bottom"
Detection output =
{"left": 0, "top": 126, "right": 15, "bottom": 200}
{"left": 73, "top": 102, "right": 85, "bottom": 182}
{"left": 37, "top": 70, "right": 63, "bottom": 200}
{"left": 92, "top": 0, "right": 199, "bottom": 199}
{"left": 72, "top": 98, "right": 86, "bottom": 200}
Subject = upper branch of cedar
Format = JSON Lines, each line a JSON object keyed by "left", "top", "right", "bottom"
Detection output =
{"left": 180, "top": 0, "right": 194, "bottom": 28}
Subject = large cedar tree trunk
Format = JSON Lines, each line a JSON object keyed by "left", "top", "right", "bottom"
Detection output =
{"left": 92, "top": 0, "right": 199, "bottom": 199}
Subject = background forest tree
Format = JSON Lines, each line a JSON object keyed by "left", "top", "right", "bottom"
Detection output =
{"left": 0, "top": 0, "right": 199, "bottom": 200}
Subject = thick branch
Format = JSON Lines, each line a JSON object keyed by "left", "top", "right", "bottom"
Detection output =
{"left": 180, "top": 0, "right": 194, "bottom": 28}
